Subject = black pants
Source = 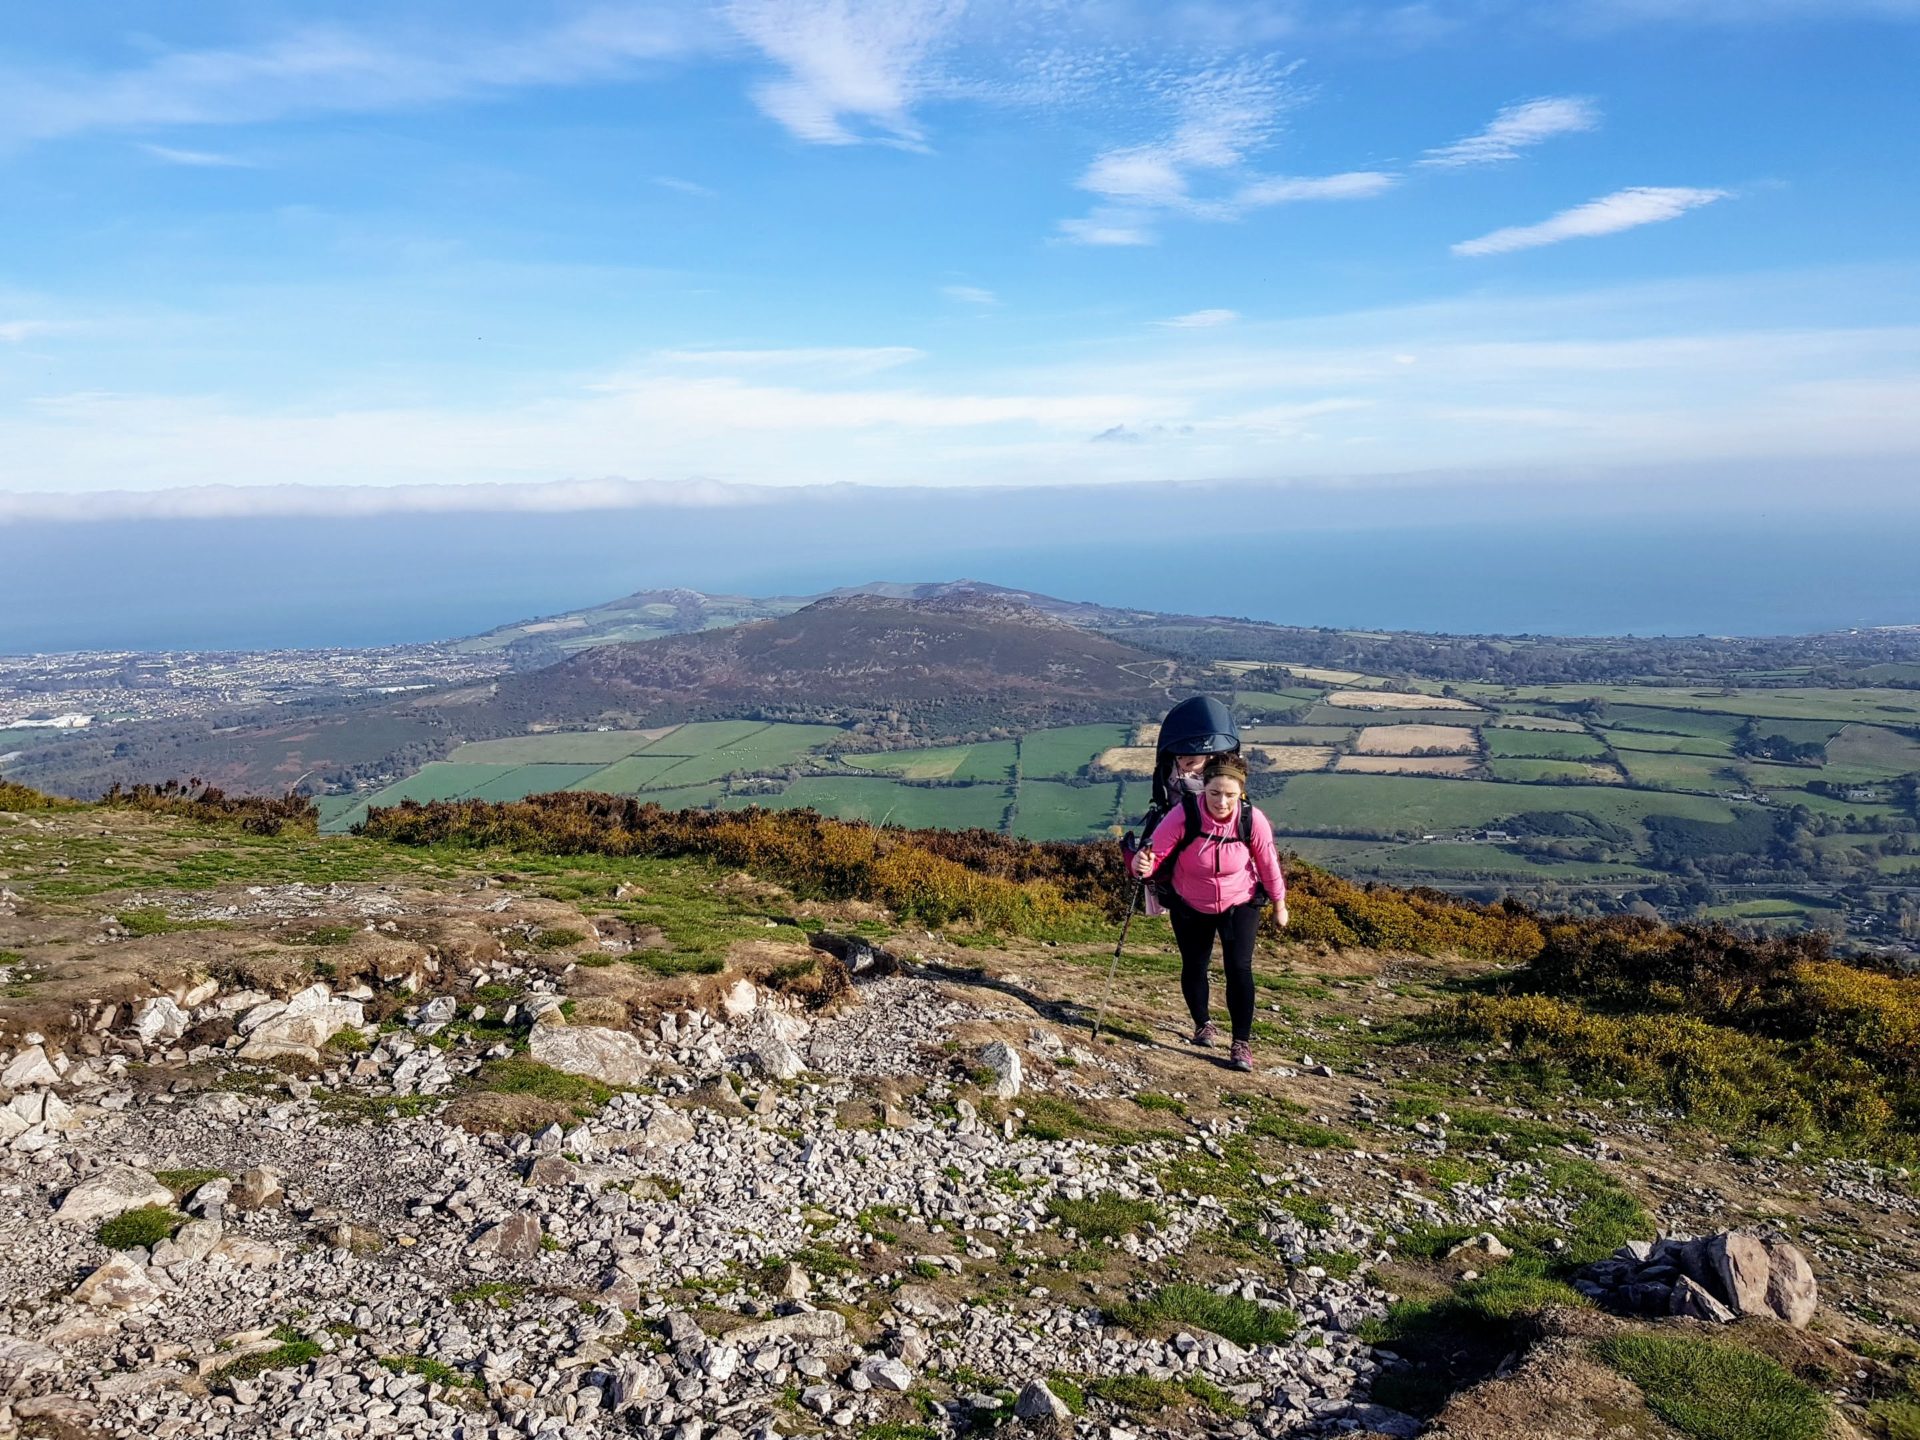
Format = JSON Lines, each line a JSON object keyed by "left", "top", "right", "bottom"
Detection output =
{"left": 1168, "top": 896, "right": 1259, "bottom": 1042}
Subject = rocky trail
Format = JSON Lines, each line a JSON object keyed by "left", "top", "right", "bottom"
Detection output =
{"left": 1, "top": 808, "right": 1916, "bottom": 1440}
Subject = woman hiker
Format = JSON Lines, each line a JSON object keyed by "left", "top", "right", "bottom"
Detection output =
{"left": 1130, "top": 753, "right": 1289, "bottom": 1072}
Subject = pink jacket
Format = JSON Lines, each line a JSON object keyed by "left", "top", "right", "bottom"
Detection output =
{"left": 1143, "top": 799, "right": 1287, "bottom": 915}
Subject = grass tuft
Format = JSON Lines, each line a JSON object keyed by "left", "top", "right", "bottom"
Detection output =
{"left": 1045, "top": 1193, "right": 1160, "bottom": 1241}
{"left": 96, "top": 1205, "right": 185, "bottom": 1250}
{"left": 1597, "top": 1333, "right": 1827, "bottom": 1440}
{"left": 1112, "top": 1284, "right": 1299, "bottom": 1347}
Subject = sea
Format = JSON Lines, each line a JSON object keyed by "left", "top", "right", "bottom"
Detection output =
{"left": 5, "top": 506, "right": 1918, "bottom": 653}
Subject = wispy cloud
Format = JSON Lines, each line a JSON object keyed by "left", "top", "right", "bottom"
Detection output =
{"left": 1157, "top": 309, "right": 1240, "bottom": 328}
{"left": 137, "top": 142, "right": 260, "bottom": 168}
{"left": 0, "top": 9, "right": 707, "bottom": 145}
{"left": 941, "top": 284, "right": 999, "bottom": 306}
{"left": 1056, "top": 214, "right": 1156, "bottom": 247}
{"left": 723, "top": 0, "right": 963, "bottom": 146}
{"left": 1454, "top": 186, "right": 1730, "bottom": 256}
{"left": 1422, "top": 96, "right": 1599, "bottom": 167}
{"left": 1059, "top": 59, "right": 1394, "bottom": 244}
{"left": 651, "top": 174, "right": 716, "bottom": 197}
{"left": 0, "top": 320, "right": 61, "bottom": 343}
{"left": 638, "top": 346, "right": 925, "bottom": 377}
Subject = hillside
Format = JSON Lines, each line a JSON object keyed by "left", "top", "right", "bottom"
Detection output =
{"left": 2, "top": 787, "right": 1917, "bottom": 1439}
{"left": 467, "top": 593, "right": 1172, "bottom": 735}
{"left": 453, "top": 581, "right": 1138, "bottom": 671}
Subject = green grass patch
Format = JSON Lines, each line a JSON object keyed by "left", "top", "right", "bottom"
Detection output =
{"left": 1085, "top": 1374, "right": 1243, "bottom": 1419}
{"left": 154, "top": 1167, "right": 228, "bottom": 1197}
{"left": 116, "top": 906, "right": 229, "bottom": 936}
{"left": 1111, "top": 1283, "right": 1299, "bottom": 1346}
{"left": 1596, "top": 1333, "right": 1827, "bottom": 1440}
{"left": 210, "top": 1335, "right": 323, "bottom": 1388}
{"left": 1046, "top": 1194, "right": 1161, "bottom": 1241}
{"left": 467, "top": 1056, "right": 613, "bottom": 1115}
{"left": 95, "top": 1205, "right": 185, "bottom": 1250}
{"left": 379, "top": 1355, "right": 476, "bottom": 1388}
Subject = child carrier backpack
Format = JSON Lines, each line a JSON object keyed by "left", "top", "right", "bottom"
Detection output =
{"left": 1122, "top": 695, "right": 1242, "bottom": 915}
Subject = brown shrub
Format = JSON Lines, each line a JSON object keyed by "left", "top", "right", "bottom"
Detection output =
{"left": 441, "top": 1092, "right": 573, "bottom": 1136}
{"left": 99, "top": 779, "right": 318, "bottom": 836}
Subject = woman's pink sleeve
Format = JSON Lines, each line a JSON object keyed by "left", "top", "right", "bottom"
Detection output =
{"left": 1251, "top": 808, "right": 1287, "bottom": 903}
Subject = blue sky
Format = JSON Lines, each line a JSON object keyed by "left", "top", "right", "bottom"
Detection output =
{"left": 2, "top": 0, "right": 1918, "bottom": 518}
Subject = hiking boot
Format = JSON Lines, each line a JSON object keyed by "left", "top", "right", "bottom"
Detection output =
{"left": 1192, "top": 1020, "right": 1219, "bottom": 1048}
{"left": 1229, "top": 1040, "right": 1254, "bottom": 1072}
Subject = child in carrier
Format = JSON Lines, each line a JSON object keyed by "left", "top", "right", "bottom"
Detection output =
{"left": 1129, "top": 752, "right": 1289, "bottom": 1072}
{"left": 1127, "top": 695, "right": 1241, "bottom": 917}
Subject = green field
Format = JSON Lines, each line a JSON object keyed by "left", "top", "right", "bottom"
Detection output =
{"left": 721, "top": 777, "right": 1013, "bottom": 831}
{"left": 1599, "top": 729, "right": 1734, "bottom": 757}
{"left": 633, "top": 723, "right": 843, "bottom": 786}
{"left": 568, "top": 754, "right": 692, "bottom": 792}
{"left": 1492, "top": 685, "right": 1920, "bottom": 726}
{"left": 446, "top": 730, "right": 675, "bottom": 765}
{"left": 1242, "top": 725, "right": 1357, "bottom": 744}
{"left": 1615, "top": 750, "right": 1736, "bottom": 791}
{"left": 1284, "top": 836, "right": 1653, "bottom": 882}
{"left": 1828, "top": 724, "right": 1920, "bottom": 772}
{"left": 1483, "top": 728, "right": 1608, "bottom": 760}
{"left": 843, "top": 740, "right": 1018, "bottom": 782}
{"left": 455, "top": 764, "right": 608, "bottom": 802}
{"left": 1016, "top": 780, "right": 1123, "bottom": 841}
{"left": 1486, "top": 758, "right": 1621, "bottom": 784}
{"left": 1303, "top": 705, "right": 1488, "bottom": 727}
{"left": 1018, "top": 725, "right": 1134, "bottom": 779}
{"left": 1262, "top": 773, "right": 1738, "bottom": 837}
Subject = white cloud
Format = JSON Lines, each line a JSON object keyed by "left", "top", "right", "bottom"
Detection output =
{"left": 941, "top": 285, "right": 999, "bottom": 306}
{"left": 0, "top": 477, "right": 763, "bottom": 522}
{"left": 1454, "top": 186, "right": 1730, "bottom": 257}
{"left": 1055, "top": 213, "right": 1156, "bottom": 246}
{"left": 723, "top": 0, "right": 963, "bottom": 146}
{"left": 1422, "top": 96, "right": 1599, "bottom": 167}
{"left": 137, "top": 142, "right": 259, "bottom": 168}
{"left": 1061, "top": 59, "right": 1393, "bottom": 243}
{"left": 1228, "top": 171, "right": 1395, "bottom": 209}
{"left": 0, "top": 320, "right": 60, "bottom": 343}
{"left": 651, "top": 174, "right": 716, "bottom": 197}
{"left": 644, "top": 346, "right": 924, "bottom": 376}
{"left": 0, "top": 8, "right": 708, "bottom": 145}
{"left": 1158, "top": 309, "right": 1240, "bottom": 328}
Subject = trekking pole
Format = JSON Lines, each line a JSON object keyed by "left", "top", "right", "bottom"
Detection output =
{"left": 1090, "top": 881, "right": 1143, "bottom": 1041}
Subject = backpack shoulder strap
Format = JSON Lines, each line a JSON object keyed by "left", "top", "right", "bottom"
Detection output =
{"left": 1161, "top": 792, "right": 1203, "bottom": 868}
{"left": 1238, "top": 801, "right": 1255, "bottom": 845}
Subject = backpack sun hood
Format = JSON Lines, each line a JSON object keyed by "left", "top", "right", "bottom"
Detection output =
{"left": 1156, "top": 695, "right": 1239, "bottom": 755}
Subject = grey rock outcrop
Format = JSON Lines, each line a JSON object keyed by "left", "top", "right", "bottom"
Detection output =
{"left": 529, "top": 1021, "right": 656, "bottom": 1087}
{"left": 55, "top": 1165, "right": 174, "bottom": 1225}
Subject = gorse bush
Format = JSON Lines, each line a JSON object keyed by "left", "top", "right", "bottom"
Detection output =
{"left": 1429, "top": 916, "right": 1920, "bottom": 1157}
{"left": 98, "top": 778, "right": 318, "bottom": 836}
{"left": 0, "top": 776, "right": 69, "bottom": 811}
{"left": 357, "top": 792, "right": 1542, "bottom": 957}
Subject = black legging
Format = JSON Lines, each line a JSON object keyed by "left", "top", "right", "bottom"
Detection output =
{"left": 1167, "top": 895, "right": 1260, "bottom": 1042}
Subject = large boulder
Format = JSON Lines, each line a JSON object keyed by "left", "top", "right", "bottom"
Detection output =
{"left": 1, "top": 1045, "right": 63, "bottom": 1089}
{"left": 528, "top": 1023, "right": 655, "bottom": 1088}
{"left": 237, "top": 985, "right": 364, "bottom": 1058}
{"left": 1706, "top": 1232, "right": 1773, "bottom": 1317}
{"left": 55, "top": 1165, "right": 174, "bottom": 1225}
{"left": 978, "top": 1041, "right": 1022, "bottom": 1099}
{"left": 73, "top": 1256, "right": 165, "bottom": 1310}
{"left": 131, "top": 997, "right": 189, "bottom": 1045}
{"left": 467, "top": 1213, "right": 543, "bottom": 1260}
{"left": 725, "top": 1309, "right": 847, "bottom": 1350}
{"left": 1014, "top": 1379, "right": 1074, "bottom": 1421}
{"left": 1764, "top": 1240, "right": 1818, "bottom": 1328}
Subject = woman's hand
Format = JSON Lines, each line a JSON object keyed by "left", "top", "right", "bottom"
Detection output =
{"left": 1278, "top": 902, "right": 1290, "bottom": 928}
{"left": 1131, "top": 847, "right": 1156, "bottom": 879}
